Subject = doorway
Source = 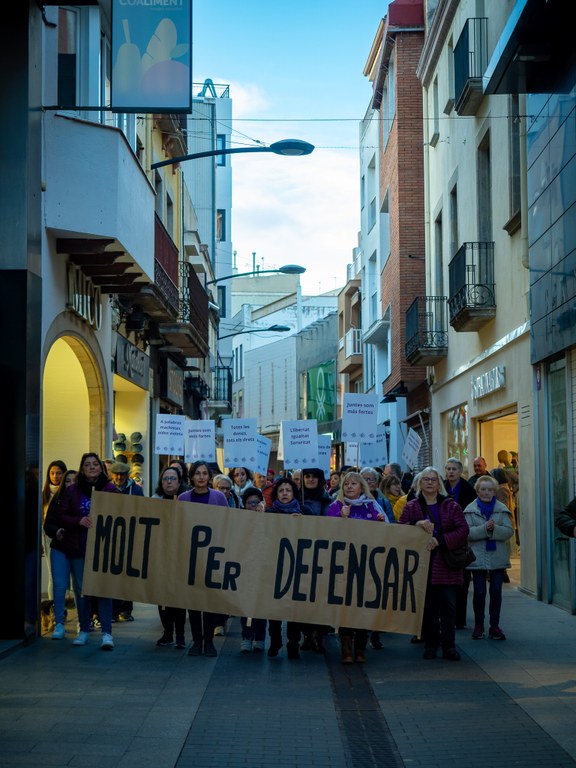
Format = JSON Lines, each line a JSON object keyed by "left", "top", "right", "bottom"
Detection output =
{"left": 478, "top": 410, "right": 520, "bottom": 576}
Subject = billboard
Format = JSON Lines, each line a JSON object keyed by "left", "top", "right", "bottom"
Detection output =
{"left": 111, "top": 0, "right": 192, "bottom": 112}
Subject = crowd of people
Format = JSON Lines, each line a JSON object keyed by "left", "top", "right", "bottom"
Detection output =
{"left": 41, "top": 450, "right": 526, "bottom": 661}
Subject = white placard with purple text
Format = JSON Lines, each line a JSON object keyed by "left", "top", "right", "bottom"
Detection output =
{"left": 281, "top": 420, "right": 319, "bottom": 469}
{"left": 341, "top": 393, "right": 379, "bottom": 443}
{"left": 401, "top": 428, "right": 422, "bottom": 470}
{"left": 317, "top": 434, "right": 332, "bottom": 476}
{"left": 154, "top": 414, "right": 185, "bottom": 455}
{"left": 345, "top": 442, "right": 360, "bottom": 467}
{"left": 256, "top": 435, "right": 272, "bottom": 476}
{"left": 360, "top": 426, "right": 388, "bottom": 467}
{"left": 184, "top": 420, "right": 216, "bottom": 463}
{"left": 223, "top": 418, "right": 258, "bottom": 469}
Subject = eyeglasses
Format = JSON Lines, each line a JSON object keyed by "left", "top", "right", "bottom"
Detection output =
{"left": 163, "top": 476, "right": 179, "bottom": 482}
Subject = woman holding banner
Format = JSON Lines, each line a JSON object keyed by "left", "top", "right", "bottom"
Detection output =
{"left": 152, "top": 465, "right": 188, "bottom": 649}
{"left": 399, "top": 467, "right": 469, "bottom": 661}
{"left": 178, "top": 461, "right": 228, "bottom": 658}
{"left": 327, "top": 471, "right": 388, "bottom": 663}
{"left": 56, "top": 453, "right": 118, "bottom": 650}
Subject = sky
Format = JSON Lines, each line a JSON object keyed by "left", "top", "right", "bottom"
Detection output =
{"left": 193, "top": 0, "right": 390, "bottom": 296}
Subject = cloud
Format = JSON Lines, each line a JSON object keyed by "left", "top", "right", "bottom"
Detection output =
{"left": 232, "top": 140, "right": 360, "bottom": 295}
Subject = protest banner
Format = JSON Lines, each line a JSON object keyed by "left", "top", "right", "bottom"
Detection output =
{"left": 402, "top": 428, "right": 423, "bottom": 470}
{"left": 281, "top": 419, "right": 319, "bottom": 469}
{"left": 84, "top": 493, "right": 430, "bottom": 635}
{"left": 341, "top": 394, "right": 379, "bottom": 443}
{"left": 154, "top": 414, "right": 185, "bottom": 455}
{"left": 222, "top": 418, "right": 257, "bottom": 468}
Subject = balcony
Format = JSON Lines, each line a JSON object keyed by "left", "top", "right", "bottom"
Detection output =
{"left": 448, "top": 242, "right": 496, "bottom": 331}
{"left": 184, "top": 375, "right": 210, "bottom": 401}
{"left": 157, "top": 260, "right": 209, "bottom": 359}
{"left": 405, "top": 296, "right": 448, "bottom": 365}
{"left": 45, "top": 112, "right": 154, "bottom": 283}
{"left": 209, "top": 366, "right": 233, "bottom": 414}
{"left": 338, "top": 328, "right": 363, "bottom": 374}
{"left": 454, "top": 18, "right": 488, "bottom": 116}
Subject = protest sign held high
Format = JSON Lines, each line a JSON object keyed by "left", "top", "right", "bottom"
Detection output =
{"left": 84, "top": 493, "right": 431, "bottom": 635}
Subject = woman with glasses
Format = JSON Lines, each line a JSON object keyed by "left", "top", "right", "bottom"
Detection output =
{"left": 213, "top": 473, "right": 240, "bottom": 508}
{"left": 178, "top": 461, "right": 228, "bottom": 658}
{"left": 399, "top": 467, "right": 469, "bottom": 661}
{"left": 152, "top": 466, "right": 188, "bottom": 649}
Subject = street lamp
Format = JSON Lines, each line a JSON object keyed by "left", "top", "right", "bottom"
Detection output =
{"left": 217, "top": 324, "right": 291, "bottom": 341}
{"left": 151, "top": 138, "right": 315, "bottom": 170}
{"left": 206, "top": 264, "right": 306, "bottom": 286}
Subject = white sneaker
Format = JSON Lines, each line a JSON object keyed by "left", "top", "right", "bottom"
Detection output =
{"left": 253, "top": 640, "right": 265, "bottom": 652}
{"left": 73, "top": 631, "right": 89, "bottom": 646}
{"left": 240, "top": 639, "right": 253, "bottom": 653}
{"left": 213, "top": 625, "right": 225, "bottom": 636}
{"left": 100, "top": 633, "right": 114, "bottom": 651}
{"left": 52, "top": 623, "right": 66, "bottom": 640}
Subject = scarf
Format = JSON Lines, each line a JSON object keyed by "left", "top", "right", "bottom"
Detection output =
{"left": 477, "top": 497, "right": 497, "bottom": 550}
{"left": 272, "top": 498, "right": 302, "bottom": 515}
{"left": 447, "top": 479, "right": 461, "bottom": 501}
{"left": 344, "top": 493, "right": 371, "bottom": 506}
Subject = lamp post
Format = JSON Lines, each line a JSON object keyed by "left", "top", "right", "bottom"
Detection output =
{"left": 151, "top": 138, "right": 315, "bottom": 170}
{"left": 207, "top": 264, "right": 306, "bottom": 286}
{"left": 217, "top": 324, "right": 291, "bottom": 341}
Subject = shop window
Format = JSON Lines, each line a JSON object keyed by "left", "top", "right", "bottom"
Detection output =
{"left": 446, "top": 404, "right": 468, "bottom": 465}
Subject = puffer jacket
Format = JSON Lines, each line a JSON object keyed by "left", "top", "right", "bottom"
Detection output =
{"left": 463, "top": 498, "right": 514, "bottom": 570}
{"left": 399, "top": 494, "right": 469, "bottom": 586}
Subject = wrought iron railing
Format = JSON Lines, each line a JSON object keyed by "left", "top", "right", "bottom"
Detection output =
{"left": 213, "top": 365, "right": 232, "bottom": 405}
{"left": 405, "top": 296, "right": 448, "bottom": 359}
{"left": 454, "top": 18, "right": 488, "bottom": 110}
{"left": 178, "top": 261, "right": 209, "bottom": 343}
{"left": 448, "top": 242, "right": 495, "bottom": 321}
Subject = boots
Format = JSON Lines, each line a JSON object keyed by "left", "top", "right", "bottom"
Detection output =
{"left": 354, "top": 640, "right": 366, "bottom": 663}
{"left": 340, "top": 635, "right": 353, "bottom": 664}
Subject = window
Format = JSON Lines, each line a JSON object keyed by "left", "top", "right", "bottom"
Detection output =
{"left": 430, "top": 77, "right": 440, "bottom": 146}
{"left": 58, "top": 8, "right": 78, "bottom": 107}
{"left": 167, "top": 194, "right": 174, "bottom": 238}
{"left": 449, "top": 184, "right": 458, "bottom": 257}
{"left": 217, "top": 210, "right": 226, "bottom": 241}
{"left": 434, "top": 212, "right": 444, "bottom": 297}
{"left": 217, "top": 134, "right": 227, "bottom": 166}
{"left": 360, "top": 174, "right": 365, "bottom": 209}
{"left": 368, "top": 197, "right": 377, "bottom": 232}
{"left": 477, "top": 132, "right": 492, "bottom": 242}
{"left": 217, "top": 285, "right": 227, "bottom": 317}
{"left": 508, "top": 95, "right": 521, "bottom": 224}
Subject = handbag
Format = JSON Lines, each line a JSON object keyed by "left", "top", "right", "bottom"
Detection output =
{"left": 428, "top": 502, "right": 476, "bottom": 570}
{"left": 441, "top": 545, "right": 476, "bottom": 569}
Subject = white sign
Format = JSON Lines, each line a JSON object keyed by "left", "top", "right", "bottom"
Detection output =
{"left": 281, "top": 419, "right": 319, "bottom": 469}
{"left": 345, "top": 442, "right": 360, "bottom": 467}
{"left": 317, "top": 434, "right": 332, "bottom": 476}
{"left": 471, "top": 366, "right": 506, "bottom": 400}
{"left": 184, "top": 420, "right": 215, "bottom": 463}
{"left": 154, "top": 414, "right": 185, "bottom": 455}
{"left": 256, "top": 435, "right": 272, "bottom": 476}
{"left": 401, "top": 428, "right": 422, "bottom": 470}
{"left": 360, "top": 426, "right": 388, "bottom": 467}
{"left": 341, "top": 393, "right": 379, "bottom": 443}
{"left": 223, "top": 418, "right": 258, "bottom": 469}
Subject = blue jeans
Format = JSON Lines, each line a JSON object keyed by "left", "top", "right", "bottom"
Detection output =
{"left": 70, "top": 555, "right": 113, "bottom": 635}
{"left": 472, "top": 569, "right": 505, "bottom": 628}
{"left": 50, "top": 548, "right": 78, "bottom": 626}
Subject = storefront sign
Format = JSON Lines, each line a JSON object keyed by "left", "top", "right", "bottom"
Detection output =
{"left": 471, "top": 366, "right": 506, "bottom": 400}
{"left": 115, "top": 334, "right": 149, "bottom": 388}
{"left": 66, "top": 264, "right": 102, "bottom": 330}
{"left": 162, "top": 358, "right": 184, "bottom": 407}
